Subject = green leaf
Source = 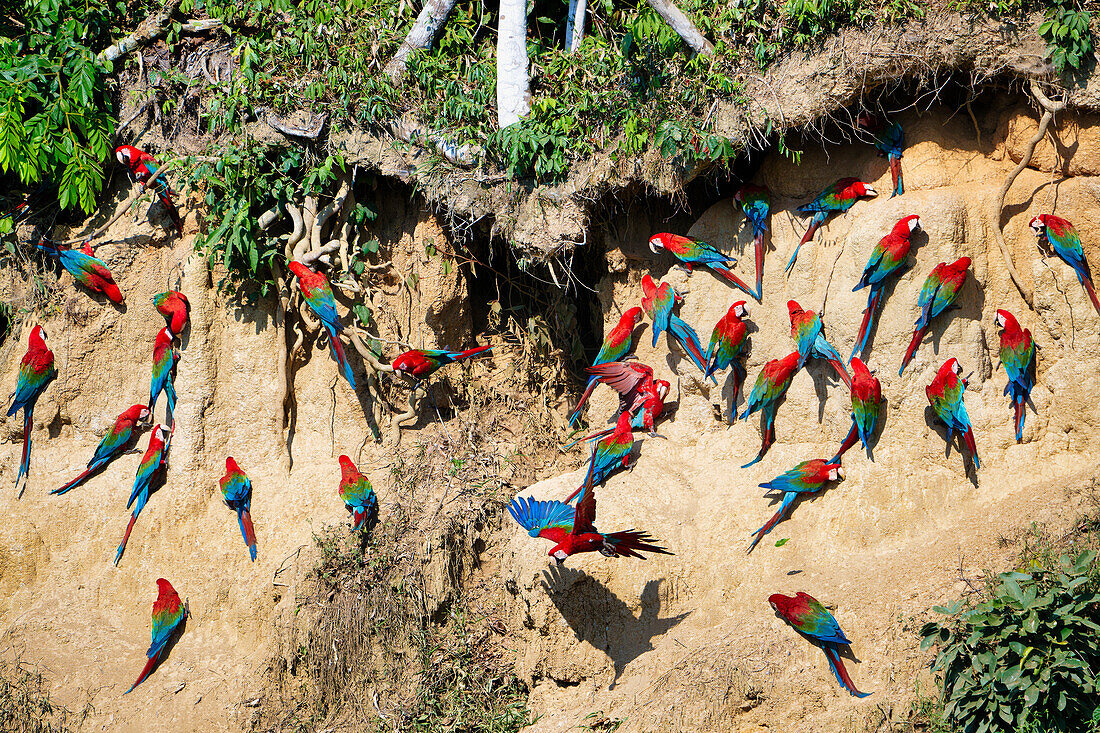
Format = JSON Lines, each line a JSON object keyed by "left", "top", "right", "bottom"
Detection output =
{"left": 774, "top": 538, "right": 788, "bottom": 547}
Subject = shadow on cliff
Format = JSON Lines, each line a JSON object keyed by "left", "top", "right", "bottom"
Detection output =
{"left": 542, "top": 566, "right": 688, "bottom": 689}
{"left": 923, "top": 405, "right": 980, "bottom": 487}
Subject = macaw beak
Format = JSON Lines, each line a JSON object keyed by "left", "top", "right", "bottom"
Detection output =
{"left": 864, "top": 187, "right": 878, "bottom": 197}
{"left": 648, "top": 240, "right": 661, "bottom": 254}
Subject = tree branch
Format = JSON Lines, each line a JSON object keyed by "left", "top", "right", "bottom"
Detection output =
{"left": 646, "top": 0, "right": 713, "bottom": 56}
{"left": 97, "top": 2, "right": 220, "bottom": 64}
{"left": 383, "top": 0, "right": 459, "bottom": 82}
{"left": 56, "top": 161, "right": 178, "bottom": 244}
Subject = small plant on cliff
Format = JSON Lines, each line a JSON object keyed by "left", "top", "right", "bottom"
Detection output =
{"left": 1040, "top": 0, "right": 1095, "bottom": 76}
{"left": 0, "top": 661, "right": 75, "bottom": 733}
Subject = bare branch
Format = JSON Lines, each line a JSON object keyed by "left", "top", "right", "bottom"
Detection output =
{"left": 646, "top": 0, "right": 713, "bottom": 56}
{"left": 383, "top": 0, "right": 458, "bottom": 81}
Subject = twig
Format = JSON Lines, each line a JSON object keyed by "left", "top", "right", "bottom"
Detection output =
{"left": 55, "top": 161, "right": 178, "bottom": 244}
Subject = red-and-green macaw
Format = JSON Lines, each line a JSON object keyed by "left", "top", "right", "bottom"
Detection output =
{"left": 567, "top": 362, "right": 670, "bottom": 445}
{"left": 52, "top": 404, "right": 151, "bottom": 495}
{"left": 787, "top": 178, "right": 876, "bottom": 274}
{"left": 648, "top": 232, "right": 757, "bottom": 301}
{"left": 220, "top": 457, "right": 256, "bottom": 561}
{"left": 115, "top": 145, "right": 182, "bottom": 234}
{"left": 149, "top": 327, "right": 178, "bottom": 416}
{"left": 508, "top": 467, "right": 672, "bottom": 565}
{"left": 338, "top": 455, "right": 378, "bottom": 532}
{"left": 8, "top": 325, "right": 56, "bottom": 497}
{"left": 900, "top": 257, "right": 971, "bottom": 375}
{"left": 748, "top": 459, "right": 843, "bottom": 553}
{"left": 995, "top": 309, "right": 1036, "bottom": 443}
{"left": 858, "top": 113, "right": 905, "bottom": 197}
{"left": 733, "top": 184, "right": 770, "bottom": 300}
{"left": 568, "top": 307, "right": 644, "bottom": 426}
{"left": 391, "top": 345, "right": 492, "bottom": 381}
{"left": 564, "top": 411, "right": 635, "bottom": 503}
{"left": 769, "top": 591, "right": 870, "bottom": 698}
{"left": 1029, "top": 214, "right": 1100, "bottom": 318}
{"left": 640, "top": 275, "right": 710, "bottom": 381}
{"left": 34, "top": 239, "right": 124, "bottom": 304}
{"left": 153, "top": 291, "right": 190, "bottom": 337}
{"left": 125, "top": 578, "right": 188, "bottom": 694}
{"left": 115, "top": 424, "right": 172, "bottom": 566}
{"left": 740, "top": 351, "right": 800, "bottom": 468}
{"left": 851, "top": 215, "right": 921, "bottom": 361}
{"left": 926, "top": 358, "right": 979, "bottom": 470}
{"left": 830, "top": 358, "right": 883, "bottom": 462}
{"left": 705, "top": 300, "right": 751, "bottom": 422}
{"left": 288, "top": 261, "right": 356, "bottom": 389}
{"left": 787, "top": 300, "right": 850, "bottom": 387}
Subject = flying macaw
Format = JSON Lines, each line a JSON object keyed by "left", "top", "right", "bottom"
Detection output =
{"left": 858, "top": 113, "right": 905, "bottom": 197}
{"left": 1029, "top": 214, "right": 1100, "bottom": 318}
{"left": 115, "top": 424, "right": 172, "bottom": 566}
{"left": 220, "top": 457, "right": 257, "bottom": 561}
{"left": 287, "top": 261, "right": 356, "bottom": 390}
{"left": 52, "top": 404, "right": 150, "bottom": 495}
{"left": 640, "top": 275, "right": 710, "bottom": 381}
{"left": 740, "top": 351, "right": 800, "bottom": 468}
{"left": 338, "top": 455, "right": 378, "bottom": 532}
{"left": 900, "top": 257, "right": 971, "bottom": 375}
{"left": 153, "top": 291, "right": 190, "bottom": 337}
{"left": 125, "top": 578, "right": 188, "bottom": 694}
{"left": 787, "top": 301, "right": 851, "bottom": 387}
{"left": 830, "top": 358, "right": 883, "bottom": 462}
{"left": 769, "top": 592, "right": 871, "bottom": 698}
{"left": 926, "top": 358, "right": 979, "bottom": 470}
{"left": 149, "top": 327, "right": 178, "bottom": 416}
{"left": 851, "top": 215, "right": 921, "bottom": 361}
{"left": 568, "top": 362, "right": 669, "bottom": 443}
{"left": 391, "top": 345, "right": 493, "bottom": 381}
{"left": 568, "top": 307, "right": 644, "bottom": 426}
{"left": 508, "top": 465, "right": 672, "bottom": 565}
{"left": 748, "top": 459, "right": 843, "bottom": 553}
{"left": 8, "top": 325, "right": 56, "bottom": 497}
{"left": 34, "top": 239, "right": 124, "bottom": 304}
{"left": 564, "top": 411, "right": 636, "bottom": 503}
{"left": 995, "top": 309, "right": 1036, "bottom": 443}
{"left": 733, "top": 184, "right": 769, "bottom": 300}
{"left": 704, "top": 300, "right": 751, "bottom": 421}
{"left": 648, "top": 232, "right": 757, "bottom": 301}
{"left": 114, "top": 145, "right": 182, "bottom": 234}
{"left": 787, "top": 178, "right": 877, "bottom": 274}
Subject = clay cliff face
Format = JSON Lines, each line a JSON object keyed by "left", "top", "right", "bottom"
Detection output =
{"left": 502, "top": 101, "right": 1100, "bottom": 732}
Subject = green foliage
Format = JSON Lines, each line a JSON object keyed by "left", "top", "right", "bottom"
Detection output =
{"left": 0, "top": 0, "right": 123, "bottom": 214}
{"left": 1040, "top": 0, "right": 1095, "bottom": 76}
{"left": 0, "top": 661, "right": 74, "bottom": 733}
{"left": 920, "top": 550, "right": 1100, "bottom": 733}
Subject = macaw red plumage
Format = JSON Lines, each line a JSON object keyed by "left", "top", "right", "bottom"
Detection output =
{"left": 926, "top": 358, "right": 979, "bottom": 470}
{"left": 568, "top": 307, "right": 643, "bottom": 426}
{"left": 52, "top": 404, "right": 150, "bottom": 495}
{"left": 858, "top": 113, "right": 905, "bottom": 197}
{"left": 153, "top": 291, "right": 190, "bottom": 337}
{"left": 995, "top": 309, "right": 1036, "bottom": 443}
{"left": 787, "top": 178, "right": 876, "bottom": 274}
{"left": 740, "top": 351, "right": 800, "bottom": 468}
{"left": 572, "top": 361, "right": 669, "bottom": 441}
{"left": 830, "top": 358, "right": 883, "bottom": 462}
{"left": 392, "top": 345, "right": 493, "bottom": 381}
{"left": 125, "top": 578, "right": 188, "bottom": 694}
{"left": 769, "top": 592, "right": 870, "bottom": 697}
{"left": 115, "top": 424, "right": 172, "bottom": 566}
{"left": 338, "top": 455, "right": 378, "bottom": 532}
{"left": 851, "top": 215, "right": 921, "bottom": 361}
{"left": 733, "top": 184, "right": 769, "bottom": 300}
{"left": 748, "top": 460, "right": 843, "bottom": 553}
{"left": 647, "top": 232, "right": 757, "bottom": 300}
{"left": 1029, "top": 214, "right": 1100, "bottom": 318}
{"left": 900, "top": 257, "right": 971, "bottom": 375}
{"left": 288, "top": 261, "right": 357, "bottom": 389}
{"left": 704, "top": 300, "right": 751, "bottom": 422}
{"left": 640, "top": 275, "right": 710, "bottom": 381}
{"left": 8, "top": 325, "right": 56, "bottom": 497}
{"left": 149, "top": 327, "right": 179, "bottom": 416}
{"left": 34, "top": 239, "right": 124, "bottom": 304}
{"left": 220, "top": 457, "right": 257, "bottom": 561}
{"left": 787, "top": 300, "right": 850, "bottom": 387}
{"left": 114, "top": 145, "right": 182, "bottom": 234}
{"left": 564, "top": 411, "right": 636, "bottom": 502}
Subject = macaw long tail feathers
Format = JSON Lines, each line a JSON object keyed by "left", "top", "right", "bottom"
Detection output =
{"left": 51, "top": 458, "right": 106, "bottom": 496}
{"left": 747, "top": 491, "right": 797, "bottom": 554}
{"left": 165, "top": 380, "right": 177, "bottom": 415}
{"left": 890, "top": 154, "right": 903, "bottom": 198}
{"left": 825, "top": 357, "right": 852, "bottom": 388}
{"left": 238, "top": 509, "right": 258, "bottom": 562}
{"left": 962, "top": 426, "right": 980, "bottom": 470}
{"left": 824, "top": 645, "right": 871, "bottom": 698}
{"left": 899, "top": 326, "right": 926, "bottom": 375}
{"left": 16, "top": 408, "right": 32, "bottom": 499}
{"left": 115, "top": 513, "right": 138, "bottom": 566}
{"left": 669, "top": 316, "right": 711, "bottom": 381}
{"left": 604, "top": 530, "right": 673, "bottom": 559}
{"left": 784, "top": 242, "right": 806, "bottom": 276}
{"left": 568, "top": 376, "right": 599, "bottom": 427}
{"left": 850, "top": 290, "right": 881, "bottom": 362}
{"left": 831, "top": 423, "right": 860, "bottom": 465}
{"left": 708, "top": 264, "right": 758, "bottom": 302}
{"left": 456, "top": 345, "right": 493, "bottom": 361}
{"left": 325, "top": 326, "right": 357, "bottom": 390}
{"left": 1013, "top": 395, "right": 1025, "bottom": 443}
{"left": 741, "top": 423, "right": 775, "bottom": 469}
{"left": 158, "top": 191, "right": 183, "bottom": 235}
{"left": 1082, "top": 277, "right": 1100, "bottom": 318}
{"left": 754, "top": 233, "right": 765, "bottom": 301}
{"left": 124, "top": 651, "right": 162, "bottom": 695}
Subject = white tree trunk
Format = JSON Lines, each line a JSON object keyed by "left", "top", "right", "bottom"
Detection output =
{"left": 565, "top": 0, "right": 587, "bottom": 53}
{"left": 383, "top": 0, "right": 459, "bottom": 81}
{"left": 646, "top": 0, "right": 714, "bottom": 56}
{"left": 496, "top": 0, "right": 530, "bottom": 128}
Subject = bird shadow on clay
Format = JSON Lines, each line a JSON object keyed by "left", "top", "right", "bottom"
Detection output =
{"left": 923, "top": 405, "right": 979, "bottom": 487}
{"left": 542, "top": 567, "right": 689, "bottom": 690}
{"left": 808, "top": 359, "right": 845, "bottom": 423}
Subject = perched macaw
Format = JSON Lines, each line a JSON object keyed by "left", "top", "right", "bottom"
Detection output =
{"left": 564, "top": 411, "right": 636, "bottom": 502}
{"left": 859, "top": 113, "right": 905, "bottom": 197}
{"left": 220, "top": 457, "right": 256, "bottom": 561}
{"left": 926, "top": 358, "right": 979, "bottom": 470}
{"left": 570, "top": 362, "right": 669, "bottom": 442}
{"left": 338, "top": 455, "right": 378, "bottom": 532}
{"left": 640, "top": 275, "right": 710, "bottom": 381}
{"left": 52, "top": 404, "right": 150, "bottom": 495}
{"left": 900, "top": 257, "right": 971, "bottom": 375}
{"left": 115, "top": 145, "right": 182, "bottom": 234}
{"left": 851, "top": 215, "right": 921, "bottom": 361}
{"left": 748, "top": 460, "right": 843, "bottom": 553}
{"left": 149, "top": 327, "right": 178, "bottom": 416}
{"left": 648, "top": 233, "right": 757, "bottom": 301}
{"left": 740, "top": 352, "right": 801, "bottom": 468}
{"left": 568, "top": 307, "right": 644, "bottom": 426}
{"left": 1029, "top": 214, "right": 1100, "bottom": 318}
{"left": 704, "top": 300, "right": 751, "bottom": 422}
{"left": 508, "top": 466, "right": 672, "bottom": 564}
{"left": 830, "top": 358, "right": 884, "bottom": 462}
{"left": 288, "top": 261, "right": 356, "bottom": 389}
{"left": 125, "top": 578, "right": 188, "bottom": 694}
{"left": 995, "top": 310, "right": 1036, "bottom": 443}
{"left": 392, "top": 345, "right": 493, "bottom": 381}
{"left": 787, "top": 301, "right": 850, "bottom": 387}
{"left": 787, "top": 178, "right": 877, "bottom": 274}
{"left": 34, "top": 239, "right": 124, "bottom": 304}
{"left": 115, "top": 424, "right": 172, "bottom": 566}
{"left": 153, "top": 291, "right": 190, "bottom": 337}
{"left": 8, "top": 325, "right": 56, "bottom": 497}
{"left": 769, "top": 592, "right": 871, "bottom": 698}
{"left": 733, "top": 184, "right": 769, "bottom": 300}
